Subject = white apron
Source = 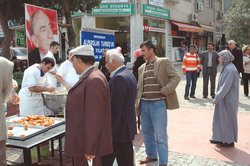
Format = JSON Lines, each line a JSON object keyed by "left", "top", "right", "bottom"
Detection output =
{"left": 19, "top": 76, "right": 47, "bottom": 116}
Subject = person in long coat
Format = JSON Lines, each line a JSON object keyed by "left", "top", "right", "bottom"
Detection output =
{"left": 210, "top": 50, "right": 239, "bottom": 147}
{"left": 64, "top": 45, "right": 112, "bottom": 166}
{"left": 101, "top": 48, "right": 137, "bottom": 166}
{"left": 0, "top": 57, "right": 13, "bottom": 166}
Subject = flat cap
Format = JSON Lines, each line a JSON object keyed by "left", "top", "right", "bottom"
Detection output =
{"left": 69, "top": 45, "right": 94, "bottom": 57}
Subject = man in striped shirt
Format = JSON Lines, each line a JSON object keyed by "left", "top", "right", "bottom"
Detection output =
{"left": 182, "top": 45, "right": 201, "bottom": 100}
{"left": 136, "top": 40, "right": 180, "bottom": 166}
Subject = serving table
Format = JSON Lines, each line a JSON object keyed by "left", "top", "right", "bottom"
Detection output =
{"left": 6, "top": 123, "right": 65, "bottom": 166}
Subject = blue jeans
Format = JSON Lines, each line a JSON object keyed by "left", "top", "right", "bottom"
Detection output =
{"left": 185, "top": 71, "right": 198, "bottom": 97}
{"left": 141, "top": 100, "right": 168, "bottom": 165}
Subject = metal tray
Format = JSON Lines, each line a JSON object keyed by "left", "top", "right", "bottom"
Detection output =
{"left": 6, "top": 116, "right": 65, "bottom": 141}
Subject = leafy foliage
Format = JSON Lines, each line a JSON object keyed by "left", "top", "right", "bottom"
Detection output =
{"left": 224, "top": 0, "right": 250, "bottom": 46}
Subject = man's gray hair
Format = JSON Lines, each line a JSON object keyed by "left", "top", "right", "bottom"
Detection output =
{"left": 106, "top": 48, "right": 125, "bottom": 64}
{"left": 228, "top": 40, "right": 235, "bottom": 45}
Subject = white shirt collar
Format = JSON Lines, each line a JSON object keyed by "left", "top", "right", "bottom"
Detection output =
{"left": 110, "top": 65, "right": 125, "bottom": 78}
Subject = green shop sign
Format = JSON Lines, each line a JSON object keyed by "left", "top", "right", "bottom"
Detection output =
{"left": 92, "top": 3, "right": 135, "bottom": 16}
{"left": 16, "top": 30, "right": 25, "bottom": 47}
{"left": 142, "top": 4, "right": 170, "bottom": 20}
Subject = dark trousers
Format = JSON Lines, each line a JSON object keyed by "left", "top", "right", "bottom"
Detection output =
{"left": 184, "top": 71, "right": 198, "bottom": 97}
{"left": 101, "top": 141, "right": 134, "bottom": 166}
{"left": 203, "top": 68, "right": 216, "bottom": 97}
{"left": 242, "top": 72, "right": 250, "bottom": 96}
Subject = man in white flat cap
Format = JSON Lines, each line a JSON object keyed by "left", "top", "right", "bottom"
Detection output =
{"left": 64, "top": 45, "right": 113, "bottom": 166}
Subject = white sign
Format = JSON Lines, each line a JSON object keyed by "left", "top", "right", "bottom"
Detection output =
{"left": 101, "top": 0, "right": 129, "bottom": 3}
{"left": 148, "top": 0, "right": 164, "bottom": 8}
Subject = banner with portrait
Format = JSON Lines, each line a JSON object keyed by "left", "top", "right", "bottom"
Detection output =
{"left": 25, "top": 4, "right": 59, "bottom": 66}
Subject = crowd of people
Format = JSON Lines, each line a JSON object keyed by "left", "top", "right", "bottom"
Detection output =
{"left": 0, "top": 37, "right": 249, "bottom": 166}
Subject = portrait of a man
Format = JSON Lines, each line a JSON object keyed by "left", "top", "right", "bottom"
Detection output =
{"left": 25, "top": 4, "right": 59, "bottom": 66}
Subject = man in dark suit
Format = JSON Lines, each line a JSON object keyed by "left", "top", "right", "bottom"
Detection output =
{"left": 102, "top": 48, "right": 137, "bottom": 166}
{"left": 200, "top": 42, "right": 219, "bottom": 99}
{"left": 228, "top": 40, "right": 244, "bottom": 74}
{"left": 65, "top": 45, "right": 112, "bottom": 166}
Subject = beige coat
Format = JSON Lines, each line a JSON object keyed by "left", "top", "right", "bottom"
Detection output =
{"left": 135, "top": 57, "right": 180, "bottom": 115}
{"left": 0, "top": 57, "right": 13, "bottom": 140}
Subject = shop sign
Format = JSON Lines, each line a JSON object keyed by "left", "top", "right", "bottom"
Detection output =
{"left": 148, "top": 0, "right": 164, "bottom": 8}
{"left": 148, "top": 22, "right": 165, "bottom": 28}
{"left": 101, "top": 0, "right": 129, "bottom": 3}
{"left": 16, "top": 30, "right": 25, "bottom": 47}
{"left": 81, "top": 30, "right": 115, "bottom": 62}
{"left": 142, "top": 4, "right": 170, "bottom": 20}
{"left": 144, "top": 25, "right": 165, "bottom": 33}
{"left": 92, "top": 3, "right": 135, "bottom": 16}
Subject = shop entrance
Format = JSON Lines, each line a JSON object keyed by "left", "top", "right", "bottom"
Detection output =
{"left": 96, "top": 17, "right": 130, "bottom": 62}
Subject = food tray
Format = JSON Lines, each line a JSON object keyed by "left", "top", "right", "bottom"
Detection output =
{"left": 6, "top": 116, "right": 65, "bottom": 141}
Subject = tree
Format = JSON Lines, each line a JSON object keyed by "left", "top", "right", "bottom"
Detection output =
{"left": 0, "top": 0, "right": 101, "bottom": 59}
{"left": 224, "top": 0, "right": 250, "bottom": 46}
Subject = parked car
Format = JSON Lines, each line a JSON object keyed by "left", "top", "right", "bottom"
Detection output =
{"left": 0, "top": 47, "right": 28, "bottom": 72}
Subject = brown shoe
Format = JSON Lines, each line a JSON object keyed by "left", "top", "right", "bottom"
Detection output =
{"left": 139, "top": 157, "right": 157, "bottom": 164}
{"left": 159, "top": 164, "right": 167, "bottom": 166}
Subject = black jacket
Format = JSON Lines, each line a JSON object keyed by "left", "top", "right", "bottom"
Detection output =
{"left": 230, "top": 47, "right": 244, "bottom": 73}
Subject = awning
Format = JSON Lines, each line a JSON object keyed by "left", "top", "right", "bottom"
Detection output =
{"left": 171, "top": 21, "right": 203, "bottom": 33}
{"left": 199, "top": 24, "right": 214, "bottom": 32}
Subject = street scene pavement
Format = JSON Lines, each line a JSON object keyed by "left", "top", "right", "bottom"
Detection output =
{"left": 7, "top": 63, "right": 250, "bottom": 166}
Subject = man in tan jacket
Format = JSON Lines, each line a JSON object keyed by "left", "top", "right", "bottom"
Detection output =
{"left": 135, "top": 40, "right": 180, "bottom": 166}
{"left": 0, "top": 57, "right": 14, "bottom": 166}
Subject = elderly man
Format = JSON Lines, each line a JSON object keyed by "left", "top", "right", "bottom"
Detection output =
{"left": 211, "top": 50, "right": 239, "bottom": 147}
{"left": 28, "top": 10, "right": 54, "bottom": 66}
{"left": 136, "top": 40, "right": 180, "bottom": 166}
{"left": 101, "top": 48, "right": 137, "bottom": 166}
{"left": 227, "top": 40, "right": 244, "bottom": 74}
{"left": 0, "top": 57, "right": 13, "bottom": 166}
{"left": 64, "top": 45, "right": 112, "bottom": 166}
{"left": 19, "top": 57, "right": 55, "bottom": 116}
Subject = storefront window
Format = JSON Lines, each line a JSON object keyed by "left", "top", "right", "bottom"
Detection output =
{"left": 96, "top": 17, "right": 130, "bottom": 62}
{"left": 143, "top": 19, "right": 166, "bottom": 57}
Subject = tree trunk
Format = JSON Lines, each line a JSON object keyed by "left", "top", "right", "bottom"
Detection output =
{"left": 0, "top": 5, "right": 13, "bottom": 60}
{"left": 62, "top": 0, "right": 76, "bottom": 47}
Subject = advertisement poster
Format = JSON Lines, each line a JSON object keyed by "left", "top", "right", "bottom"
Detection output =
{"left": 81, "top": 30, "right": 115, "bottom": 62}
{"left": 25, "top": 4, "right": 59, "bottom": 66}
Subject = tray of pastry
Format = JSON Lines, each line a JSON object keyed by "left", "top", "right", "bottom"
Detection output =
{"left": 7, "top": 123, "right": 45, "bottom": 140}
{"left": 6, "top": 115, "right": 65, "bottom": 140}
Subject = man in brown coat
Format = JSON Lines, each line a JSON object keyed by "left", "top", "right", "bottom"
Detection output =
{"left": 65, "top": 45, "right": 112, "bottom": 166}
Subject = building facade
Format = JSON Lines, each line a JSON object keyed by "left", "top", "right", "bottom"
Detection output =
{"left": 72, "top": 0, "right": 224, "bottom": 63}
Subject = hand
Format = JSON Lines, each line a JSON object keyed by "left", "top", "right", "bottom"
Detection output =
{"left": 50, "top": 71, "right": 56, "bottom": 75}
{"left": 183, "top": 72, "right": 186, "bottom": 75}
{"left": 47, "top": 87, "right": 55, "bottom": 92}
{"left": 65, "top": 85, "right": 71, "bottom": 91}
{"left": 84, "top": 153, "right": 95, "bottom": 160}
{"left": 11, "top": 94, "right": 20, "bottom": 105}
